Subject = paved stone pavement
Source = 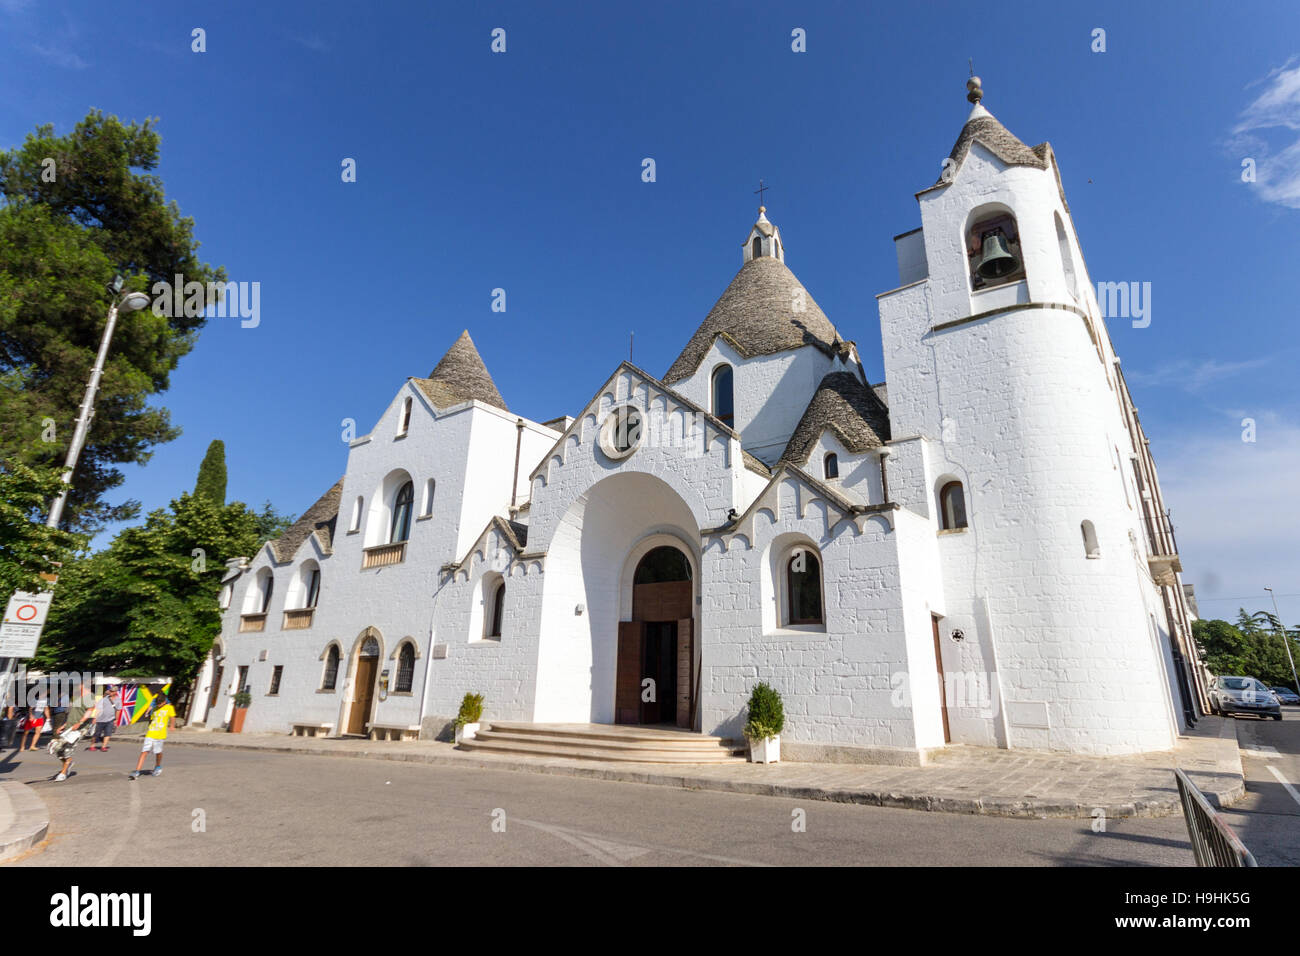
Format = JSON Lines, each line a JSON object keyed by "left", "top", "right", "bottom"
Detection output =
{"left": 161, "top": 715, "right": 1244, "bottom": 819}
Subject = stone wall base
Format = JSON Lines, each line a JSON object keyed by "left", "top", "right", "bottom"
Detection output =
{"left": 781, "top": 740, "right": 926, "bottom": 767}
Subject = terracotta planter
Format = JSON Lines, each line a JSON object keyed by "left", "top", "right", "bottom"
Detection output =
{"left": 229, "top": 707, "right": 248, "bottom": 734}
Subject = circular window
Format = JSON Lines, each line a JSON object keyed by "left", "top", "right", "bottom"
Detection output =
{"left": 599, "top": 405, "right": 644, "bottom": 460}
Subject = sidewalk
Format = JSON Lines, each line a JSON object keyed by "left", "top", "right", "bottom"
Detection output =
{"left": 168, "top": 716, "right": 1245, "bottom": 820}
{"left": 0, "top": 780, "right": 50, "bottom": 863}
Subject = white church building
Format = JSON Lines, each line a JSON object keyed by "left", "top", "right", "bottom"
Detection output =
{"left": 189, "top": 81, "right": 1207, "bottom": 762}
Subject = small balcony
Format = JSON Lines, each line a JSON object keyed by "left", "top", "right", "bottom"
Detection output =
{"left": 1144, "top": 510, "right": 1182, "bottom": 586}
{"left": 283, "top": 608, "right": 315, "bottom": 630}
{"left": 238, "top": 613, "right": 267, "bottom": 633}
{"left": 362, "top": 542, "right": 406, "bottom": 570}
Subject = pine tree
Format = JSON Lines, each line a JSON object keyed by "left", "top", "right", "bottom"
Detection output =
{"left": 193, "top": 440, "right": 227, "bottom": 506}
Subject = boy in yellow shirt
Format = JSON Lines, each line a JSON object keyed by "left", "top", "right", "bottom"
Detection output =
{"left": 129, "top": 692, "right": 176, "bottom": 779}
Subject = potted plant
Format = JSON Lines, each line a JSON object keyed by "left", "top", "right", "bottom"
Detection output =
{"left": 744, "top": 681, "right": 784, "bottom": 764}
{"left": 229, "top": 689, "right": 252, "bottom": 734}
{"left": 453, "top": 692, "right": 484, "bottom": 745}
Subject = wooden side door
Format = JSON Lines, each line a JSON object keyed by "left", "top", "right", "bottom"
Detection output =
{"left": 615, "top": 621, "right": 643, "bottom": 724}
{"left": 349, "top": 657, "right": 377, "bottom": 735}
{"left": 676, "top": 618, "right": 693, "bottom": 728}
{"left": 208, "top": 666, "right": 223, "bottom": 710}
{"left": 932, "top": 614, "right": 951, "bottom": 744}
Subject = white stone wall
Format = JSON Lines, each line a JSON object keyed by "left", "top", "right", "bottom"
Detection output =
{"left": 876, "top": 139, "right": 1179, "bottom": 754}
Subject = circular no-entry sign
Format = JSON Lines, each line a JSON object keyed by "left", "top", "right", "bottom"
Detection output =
{"left": 15, "top": 604, "right": 38, "bottom": 622}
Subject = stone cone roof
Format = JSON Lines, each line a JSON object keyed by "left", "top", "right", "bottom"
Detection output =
{"left": 938, "top": 103, "right": 1049, "bottom": 185}
{"left": 663, "top": 256, "right": 847, "bottom": 385}
{"left": 268, "top": 478, "right": 344, "bottom": 563}
{"left": 780, "top": 372, "right": 891, "bottom": 466}
{"left": 416, "top": 330, "right": 508, "bottom": 411}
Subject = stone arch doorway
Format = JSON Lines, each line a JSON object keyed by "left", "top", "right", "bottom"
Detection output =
{"left": 616, "top": 545, "right": 695, "bottom": 727}
{"left": 344, "top": 629, "right": 382, "bottom": 736}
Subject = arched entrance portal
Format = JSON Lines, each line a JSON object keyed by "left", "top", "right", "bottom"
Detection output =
{"left": 616, "top": 546, "right": 695, "bottom": 726}
{"left": 345, "top": 631, "right": 381, "bottom": 735}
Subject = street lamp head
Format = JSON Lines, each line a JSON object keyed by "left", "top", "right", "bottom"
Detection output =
{"left": 119, "top": 292, "right": 151, "bottom": 312}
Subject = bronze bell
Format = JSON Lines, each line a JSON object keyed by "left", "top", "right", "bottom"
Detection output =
{"left": 976, "top": 229, "right": 1019, "bottom": 279}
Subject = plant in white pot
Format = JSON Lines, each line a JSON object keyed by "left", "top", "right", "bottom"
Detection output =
{"left": 454, "top": 692, "right": 484, "bottom": 746}
{"left": 744, "top": 681, "right": 784, "bottom": 764}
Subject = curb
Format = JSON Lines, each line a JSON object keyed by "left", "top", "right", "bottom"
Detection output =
{"left": 166, "top": 735, "right": 1235, "bottom": 820}
{"left": 0, "top": 781, "right": 50, "bottom": 863}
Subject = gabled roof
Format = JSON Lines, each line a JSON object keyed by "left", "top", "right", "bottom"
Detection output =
{"left": 267, "top": 478, "right": 343, "bottom": 563}
{"left": 937, "top": 103, "right": 1049, "bottom": 187}
{"left": 780, "top": 372, "right": 891, "bottom": 465}
{"left": 443, "top": 515, "right": 531, "bottom": 573}
{"left": 663, "top": 256, "right": 849, "bottom": 385}
{"left": 413, "top": 330, "right": 508, "bottom": 412}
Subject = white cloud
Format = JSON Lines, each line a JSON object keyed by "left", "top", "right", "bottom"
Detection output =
{"left": 292, "top": 34, "right": 330, "bottom": 53}
{"left": 30, "top": 42, "right": 88, "bottom": 69}
{"left": 1156, "top": 419, "right": 1300, "bottom": 622}
{"left": 1126, "top": 357, "right": 1272, "bottom": 391}
{"left": 1232, "top": 57, "right": 1300, "bottom": 209}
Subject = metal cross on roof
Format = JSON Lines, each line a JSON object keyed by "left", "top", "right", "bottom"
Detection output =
{"left": 754, "top": 179, "right": 770, "bottom": 208}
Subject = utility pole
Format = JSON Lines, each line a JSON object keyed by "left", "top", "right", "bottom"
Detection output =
{"left": 1265, "top": 587, "right": 1300, "bottom": 693}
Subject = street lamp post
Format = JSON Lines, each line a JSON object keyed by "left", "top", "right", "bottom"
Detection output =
{"left": 0, "top": 282, "right": 150, "bottom": 711}
{"left": 45, "top": 287, "right": 151, "bottom": 529}
{"left": 1265, "top": 587, "right": 1300, "bottom": 695}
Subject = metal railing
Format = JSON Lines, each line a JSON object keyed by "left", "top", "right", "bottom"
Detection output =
{"left": 1175, "top": 768, "right": 1257, "bottom": 867}
{"left": 1143, "top": 508, "right": 1179, "bottom": 558}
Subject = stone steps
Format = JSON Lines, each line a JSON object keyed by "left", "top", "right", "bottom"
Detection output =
{"left": 459, "top": 722, "right": 747, "bottom": 764}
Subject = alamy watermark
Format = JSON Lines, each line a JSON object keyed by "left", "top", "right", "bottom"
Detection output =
{"left": 150, "top": 275, "right": 260, "bottom": 328}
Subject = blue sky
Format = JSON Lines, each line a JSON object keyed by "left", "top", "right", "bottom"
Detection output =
{"left": 2, "top": 0, "right": 1298, "bottom": 624}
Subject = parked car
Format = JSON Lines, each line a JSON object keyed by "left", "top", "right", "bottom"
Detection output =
{"left": 1210, "top": 676, "right": 1282, "bottom": 720}
{"left": 1270, "top": 686, "right": 1300, "bottom": 706}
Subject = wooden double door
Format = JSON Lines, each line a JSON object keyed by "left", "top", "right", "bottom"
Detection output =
{"left": 616, "top": 578, "right": 695, "bottom": 727}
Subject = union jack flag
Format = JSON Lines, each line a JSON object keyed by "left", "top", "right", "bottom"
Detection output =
{"left": 115, "top": 684, "right": 136, "bottom": 726}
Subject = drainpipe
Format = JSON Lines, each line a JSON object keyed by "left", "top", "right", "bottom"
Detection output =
{"left": 510, "top": 417, "right": 524, "bottom": 515}
{"left": 875, "top": 447, "right": 892, "bottom": 504}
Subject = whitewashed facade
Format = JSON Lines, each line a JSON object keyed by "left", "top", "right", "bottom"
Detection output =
{"left": 190, "top": 90, "right": 1206, "bottom": 760}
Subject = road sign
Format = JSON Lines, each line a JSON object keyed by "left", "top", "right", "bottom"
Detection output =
{"left": 0, "top": 590, "right": 54, "bottom": 657}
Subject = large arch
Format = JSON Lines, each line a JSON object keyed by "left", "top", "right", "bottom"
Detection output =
{"left": 533, "top": 472, "right": 701, "bottom": 725}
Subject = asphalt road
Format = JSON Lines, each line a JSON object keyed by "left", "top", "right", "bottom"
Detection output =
{"left": 1217, "top": 708, "right": 1300, "bottom": 866}
{"left": 0, "top": 740, "right": 1201, "bottom": 867}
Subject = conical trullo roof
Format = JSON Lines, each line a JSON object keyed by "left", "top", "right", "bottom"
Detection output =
{"left": 415, "top": 330, "right": 508, "bottom": 411}
{"left": 937, "top": 102, "right": 1049, "bottom": 186}
{"left": 663, "top": 255, "right": 847, "bottom": 385}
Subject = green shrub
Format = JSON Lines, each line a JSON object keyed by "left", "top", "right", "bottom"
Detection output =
{"left": 743, "top": 681, "right": 784, "bottom": 740}
{"left": 232, "top": 690, "right": 252, "bottom": 709}
{"left": 455, "top": 692, "right": 484, "bottom": 727}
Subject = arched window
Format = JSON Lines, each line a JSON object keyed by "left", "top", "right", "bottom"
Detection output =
{"left": 824, "top": 453, "right": 839, "bottom": 479}
{"left": 486, "top": 580, "right": 505, "bottom": 639}
{"left": 350, "top": 495, "right": 363, "bottom": 532}
{"left": 1055, "top": 212, "right": 1078, "bottom": 301}
{"left": 304, "top": 568, "right": 321, "bottom": 608}
{"left": 389, "top": 481, "right": 414, "bottom": 543}
{"left": 322, "top": 645, "right": 340, "bottom": 691}
{"left": 260, "top": 573, "right": 274, "bottom": 613}
{"left": 398, "top": 397, "right": 412, "bottom": 436}
{"left": 711, "top": 364, "right": 734, "bottom": 427}
{"left": 786, "top": 548, "right": 824, "bottom": 626}
{"left": 967, "top": 209, "right": 1025, "bottom": 291}
{"left": 751, "top": 237, "right": 761, "bottom": 259}
{"left": 395, "top": 642, "right": 415, "bottom": 692}
{"left": 422, "top": 478, "right": 436, "bottom": 517}
{"left": 1081, "top": 520, "right": 1100, "bottom": 558}
{"left": 938, "top": 481, "right": 968, "bottom": 530}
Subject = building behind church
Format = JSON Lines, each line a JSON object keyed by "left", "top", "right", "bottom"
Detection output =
{"left": 188, "top": 81, "right": 1208, "bottom": 762}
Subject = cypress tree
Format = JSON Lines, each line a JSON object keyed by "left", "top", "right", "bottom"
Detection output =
{"left": 193, "top": 439, "right": 227, "bottom": 506}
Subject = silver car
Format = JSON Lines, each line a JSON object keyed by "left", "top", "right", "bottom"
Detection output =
{"left": 1210, "top": 676, "right": 1282, "bottom": 720}
{"left": 1271, "top": 686, "right": 1300, "bottom": 706}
